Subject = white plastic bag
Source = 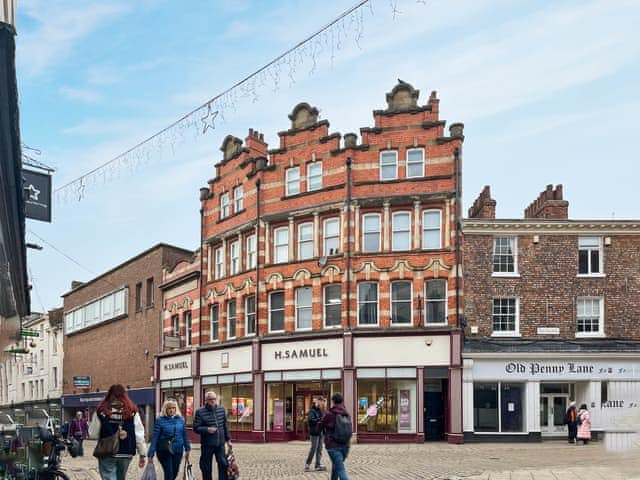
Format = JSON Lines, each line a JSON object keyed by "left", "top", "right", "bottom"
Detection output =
{"left": 141, "top": 461, "right": 157, "bottom": 480}
{"left": 88, "top": 412, "right": 101, "bottom": 440}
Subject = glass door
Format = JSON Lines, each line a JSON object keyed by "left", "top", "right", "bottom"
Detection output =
{"left": 540, "top": 394, "right": 568, "bottom": 435}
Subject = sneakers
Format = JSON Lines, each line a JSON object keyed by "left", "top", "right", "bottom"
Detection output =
{"left": 304, "top": 465, "right": 311, "bottom": 472}
{"left": 316, "top": 465, "right": 327, "bottom": 471}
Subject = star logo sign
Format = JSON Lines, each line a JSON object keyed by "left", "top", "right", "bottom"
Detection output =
{"left": 27, "top": 184, "right": 40, "bottom": 201}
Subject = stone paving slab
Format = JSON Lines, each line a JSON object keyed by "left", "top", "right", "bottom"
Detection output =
{"left": 59, "top": 440, "right": 640, "bottom": 480}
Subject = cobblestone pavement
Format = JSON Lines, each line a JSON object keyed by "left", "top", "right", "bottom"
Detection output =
{"left": 60, "top": 440, "right": 640, "bottom": 480}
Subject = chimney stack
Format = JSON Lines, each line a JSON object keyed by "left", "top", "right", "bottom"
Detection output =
{"left": 524, "top": 184, "right": 568, "bottom": 219}
{"left": 468, "top": 186, "right": 496, "bottom": 219}
{"left": 245, "top": 128, "right": 268, "bottom": 157}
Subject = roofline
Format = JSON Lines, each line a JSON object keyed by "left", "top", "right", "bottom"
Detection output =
{"left": 61, "top": 243, "right": 194, "bottom": 298}
{"left": 463, "top": 218, "right": 640, "bottom": 235}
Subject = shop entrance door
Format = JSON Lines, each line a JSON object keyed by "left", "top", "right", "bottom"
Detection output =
{"left": 424, "top": 380, "right": 446, "bottom": 441}
{"left": 540, "top": 394, "right": 569, "bottom": 436}
{"left": 294, "top": 391, "right": 327, "bottom": 441}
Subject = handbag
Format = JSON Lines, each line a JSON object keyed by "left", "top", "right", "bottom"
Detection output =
{"left": 93, "top": 430, "right": 120, "bottom": 458}
{"left": 157, "top": 424, "right": 176, "bottom": 456}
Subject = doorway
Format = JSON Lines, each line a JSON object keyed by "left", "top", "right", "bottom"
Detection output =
{"left": 540, "top": 394, "right": 569, "bottom": 435}
{"left": 424, "top": 379, "right": 446, "bottom": 441}
{"left": 294, "top": 390, "right": 328, "bottom": 441}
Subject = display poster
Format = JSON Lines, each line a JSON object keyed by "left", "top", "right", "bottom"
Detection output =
{"left": 240, "top": 399, "right": 253, "bottom": 421}
{"left": 273, "top": 399, "right": 284, "bottom": 432}
{"left": 399, "top": 389, "right": 411, "bottom": 429}
{"left": 359, "top": 397, "right": 368, "bottom": 409}
{"left": 186, "top": 396, "right": 193, "bottom": 417}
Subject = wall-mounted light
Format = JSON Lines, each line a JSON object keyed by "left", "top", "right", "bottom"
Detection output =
{"left": 424, "top": 338, "right": 433, "bottom": 347}
{"left": 470, "top": 326, "right": 479, "bottom": 334}
{"left": 532, "top": 235, "right": 540, "bottom": 244}
{"left": 604, "top": 237, "right": 612, "bottom": 246}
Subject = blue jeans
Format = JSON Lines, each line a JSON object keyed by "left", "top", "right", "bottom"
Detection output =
{"left": 157, "top": 450, "right": 183, "bottom": 480}
{"left": 327, "top": 446, "right": 350, "bottom": 480}
{"left": 98, "top": 457, "right": 132, "bottom": 480}
{"left": 305, "top": 434, "right": 324, "bottom": 467}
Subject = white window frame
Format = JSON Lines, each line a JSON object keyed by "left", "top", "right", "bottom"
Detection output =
{"left": 185, "top": 310, "right": 193, "bottom": 346}
{"left": 274, "top": 227, "right": 289, "bottom": 264}
{"left": 210, "top": 304, "right": 219, "bottom": 342}
{"left": 307, "top": 161, "right": 322, "bottom": 191}
{"left": 392, "top": 211, "right": 411, "bottom": 252}
{"left": 172, "top": 314, "right": 180, "bottom": 337}
{"left": 298, "top": 222, "right": 313, "bottom": 260}
{"left": 425, "top": 279, "right": 448, "bottom": 325}
{"left": 406, "top": 148, "right": 424, "bottom": 178}
{"left": 227, "top": 300, "right": 237, "bottom": 340}
{"left": 220, "top": 192, "right": 230, "bottom": 219}
{"left": 295, "top": 287, "right": 313, "bottom": 331}
{"left": 362, "top": 213, "right": 381, "bottom": 253}
{"left": 269, "top": 291, "right": 285, "bottom": 333}
{"left": 578, "top": 237, "right": 604, "bottom": 277}
{"left": 230, "top": 240, "right": 240, "bottom": 275}
{"left": 324, "top": 284, "right": 342, "bottom": 328}
{"left": 357, "top": 282, "right": 379, "bottom": 327}
{"left": 233, "top": 185, "right": 243, "bottom": 212}
{"left": 215, "top": 247, "right": 224, "bottom": 279}
{"left": 422, "top": 210, "right": 442, "bottom": 250}
{"left": 246, "top": 234, "right": 257, "bottom": 269}
{"left": 324, "top": 218, "right": 340, "bottom": 256}
{"left": 492, "top": 236, "right": 518, "bottom": 276}
{"left": 391, "top": 280, "right": 412, "bottom": 326}
{"left": 286, "top": 167, "right": 300, "bottom": 196}
{"left": 380, "top": 151, "right": 398, "bottom": 181}
{"left": 491, "top": 297, "right": 520, "bottom": 337}
{"left": 576, "top": 297, "right": 605, "bottom": 337}
{"left": 245, "top": 295, "right": 256, "bottom": 336}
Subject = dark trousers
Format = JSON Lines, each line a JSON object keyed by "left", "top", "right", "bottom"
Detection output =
{"left": 305, "top": 434, "right": 324, "bottom": 467}
{"left": 200, "top": 445, "right": 227, "bottom": 480}
{"left": 568, "top": 424, "right": 577, "bottom": 443}
{"left": 157, "top": 450, "right": 182, "bottom": 480}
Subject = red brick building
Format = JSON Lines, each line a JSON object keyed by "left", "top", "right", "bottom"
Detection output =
{"left": 158, "top": 81, "right": 465, "bottom": 443}
{"left": 61, "top": 243, "right": 192, "bottom": 431}
{"left": 462, "top": 185, "right": 640, "bottom": 442}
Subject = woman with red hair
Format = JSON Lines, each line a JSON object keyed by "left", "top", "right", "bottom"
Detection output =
{"left": 94, "top": 384, "right": 147, "bottom": 480}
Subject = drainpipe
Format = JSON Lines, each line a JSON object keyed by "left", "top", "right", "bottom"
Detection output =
{"left": 199, "top": 206, "right": 204, "bottom": 346}
{"left": 454, "top": 147, "right": 461, "bottom": 329}
{"left": 346, "top": 157, "right": 352, "bottom": 331}
{"left": 255, "top": 178, "right": 261, "bottom": 336}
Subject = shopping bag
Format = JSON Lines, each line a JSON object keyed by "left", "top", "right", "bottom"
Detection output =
{"left": 141, "top": 461, "right": 157, "bottom": 480}
{"left": 226, "top": 446, "right": 240, "bottom": 480}
{"left": 88, "top": 412, "right": 101, "bottom": 440}
{"left": 183, "top": 462, "right": 194, "bottom": 480}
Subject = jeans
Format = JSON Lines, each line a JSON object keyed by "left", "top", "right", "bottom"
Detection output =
{"left": 157, "top": 450, "right": 183, "bottom": 480}
{"left": 98, "top": 457, "right": 132, "bottom": 480}
{"left": 327, "top": 445, "right": 350, "bottom": 480}
{"left": 200, "top": 445, "right": 227, "bottom": 480}
{"left": 73, "top": 434, "right": 84, "bottom": 456}
{"left": 568, "top": 424, "right": 577, "bottom": 443}
{"left": 305, "top": 434, "right": 323, "bottom": 467}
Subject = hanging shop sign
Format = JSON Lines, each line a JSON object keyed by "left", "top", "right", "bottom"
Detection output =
{"left": 23, "top": 169, "right": 52, "bottom": 223}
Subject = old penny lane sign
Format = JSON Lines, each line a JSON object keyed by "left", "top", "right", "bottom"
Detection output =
{"left": 505, "top": 361, "right": 594, "bottom": 376}
{"left": 274, "top": 347, "right": 329, "bottom": 360}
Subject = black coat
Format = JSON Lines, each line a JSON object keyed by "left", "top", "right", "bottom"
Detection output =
{"left": 193, "top": 405, "right": 229, "bottom": 446}
{"left": 307, "top": 405, "right": 323, "bottom": 436}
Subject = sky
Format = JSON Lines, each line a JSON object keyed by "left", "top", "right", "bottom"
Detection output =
{"left": 16, "top": 0, "right": 640, "bottom": 313}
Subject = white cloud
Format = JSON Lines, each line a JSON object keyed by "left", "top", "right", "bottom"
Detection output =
{"left": 58, "top": 86, "right": 101, "bottom": 103}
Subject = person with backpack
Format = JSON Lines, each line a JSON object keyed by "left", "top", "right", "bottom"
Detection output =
{"left": 564, "top": 401, "right": 578, "bottom": 444}
{"left": 319, "top": 393, "right": 352, "bottom": 480}
{"left": 304, "top": 396, "right": 327, "bottom": 472}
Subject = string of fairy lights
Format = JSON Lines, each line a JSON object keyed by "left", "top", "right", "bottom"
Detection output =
{"left": 52, "top": 0, "right": 426, "bottom": 205}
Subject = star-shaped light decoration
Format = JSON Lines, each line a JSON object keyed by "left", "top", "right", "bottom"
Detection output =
{"left": 201, "top": 102, "right": 219, "bottom": 134}
{"left": 27, "top": 184, "right": 40, "bottom": 201}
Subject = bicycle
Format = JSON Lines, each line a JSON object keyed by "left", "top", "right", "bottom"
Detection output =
{"left": 36, "top": 429, "right": 72, "bottom": 480}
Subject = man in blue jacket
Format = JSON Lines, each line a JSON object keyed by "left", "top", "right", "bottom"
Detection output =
{"left": 194, "top": 391, "right": 231, "bottom": 480}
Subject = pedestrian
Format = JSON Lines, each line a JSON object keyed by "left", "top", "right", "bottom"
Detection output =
{"left": 193, "top": 391, "right": 231, "bottom": 480}
{"left": 148, "top": 399, "right": 191, "bottom": 480}
{"left": 577, "top": 403, "right": 591, "bottom": 445}
{"left": 319, "top": 393, "right": 353, "bottom": 480}
{"left": 565, "top": 401, "right": 578, "bottom": 444}
{"left": 94, "top": 384, "right": 147, "bottom": 480}
{"left": 61, "top": 421, "right": 69, "bottom": 438}
{"left": 304, "top": 395, "right": 327, "bottom": 472}
{"left": 69, "top": 411, "right": 89, "bottom": 456}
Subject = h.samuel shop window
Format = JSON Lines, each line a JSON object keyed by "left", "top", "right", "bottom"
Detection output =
{"left": 202, "top": 373, "right": 254, "bottom": 431}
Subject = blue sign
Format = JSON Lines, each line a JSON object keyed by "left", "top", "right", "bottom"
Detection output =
{"left": 72, "top": 376, "right": 91, "bottom": 388}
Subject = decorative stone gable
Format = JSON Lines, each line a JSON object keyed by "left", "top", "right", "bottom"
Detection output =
{"left": 385, "top": 79, "right": 419, "bottom": 111}
{"left": 220, "top": 135, "right": 243, "bottom": 161}
{"left": 288, "top": 102, "right": 319, "bottom": 130}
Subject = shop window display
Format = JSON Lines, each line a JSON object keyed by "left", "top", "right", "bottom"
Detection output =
{"left": 162, "top": 389, "right": 194, "bottom": 425}
{"left": 356, "top": 379, "right": 417, "bottom": 433}
{"left": 473, "top": 382, "right": 524, "bottom": 432}
{"left": 266, "top": 383, "right": 294, "bottom": 432}
{"left": 201, "top": 384, "right": 254, "bottom": 431}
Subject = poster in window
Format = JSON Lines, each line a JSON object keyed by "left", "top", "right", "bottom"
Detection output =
{"left": 399, "top": 389, "right": 411, "bottom": 429}
{"left": 273, "top": 399, "right": 284, "bottom": 432}
{"left": 186, "top": 396, "right": 193, "bottom": 417}
{"left": 240, "top": 399, "right": 253, "bottom": 421}
{"left": 232, "top": 397, "right": 238, "bottom": 416}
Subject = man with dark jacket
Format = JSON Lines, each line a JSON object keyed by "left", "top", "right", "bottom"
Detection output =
{"left": 565, "top": 401, "right": 578, "bottom": 444}
{"left": 304, "top": 396, "right": 327, "bottom": 472}
{"left": 319, "top": 393, "right": 351, "bottom": 480}
{"left": 194, "top": 391, "right": 231, "bottom": 480}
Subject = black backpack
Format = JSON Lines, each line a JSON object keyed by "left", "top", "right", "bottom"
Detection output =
{"left": 331, "top": 413, "right": 353, "bottom": 444}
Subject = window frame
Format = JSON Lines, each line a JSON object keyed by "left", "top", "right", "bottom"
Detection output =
{"left": 269, "top": 291, "right": 285, "bottom": 333}
{"left": 298, "top": 222, "right": 313, "bottom": 260}
{"left": 307, "top": 161, "right": 322, "bottom": 191}
{"left": 323, "top": 218, "right": 340, "bottom": 256}
{"left": 362, "top": 213, "right": 381, "bottom": 253}
{"left": 274, "top": 226, "right": 289, "bottom": 264}
{"left": 422, "top": 210, "right": 442, "bottom": 250}
{"left": 391, "top": 280, "right": 413, "bottom": 326}
{"left": 220, "top": 192, "right": 230, "bottom": 219}
{"left": 492, "top": 236, "right": 518, "bottom": 276}
{"left": 245, "top": 295, "right": 256, "bottom": 336}
{"left": 185, "top": 310, "right": 193, "bottom": 346}
{"left": 214, "top": 247, "right": 224, "bottom": 280}
{"left": 357, "top": 281, "right": 379, "bottom": 327}
{"left": 578, "top": 236, "right": 604, "bottom": 277}
{"left": 227, "top": 299, "right": 237, "bottom": 340}
{"left": 210, "top": 304, "right": 219, "bottom": 342}
{"left": 233, "top": 185, "right": 243, "bottom": 213}
{"left": 491, "top": 297, "right": 520, "bottom": 337}
{"left": 230, "top": 240, "right": 240, "bottom": 275}
{"left": 146, "top": 277, "right": 154, "bottom": 307}
{"left": 295, "top": 286, "right": 313, "bottom": 331}
{"left": 406, "top": 148, "right": 425, "bottom": 178}
{"left": 286, "top": 166, "right": 300, "bottom": 196}
{"left": 576, "top": 296, "right": 604, "bottom": 337}
{"left": 425, "top": 279, "right": 448, "bottom": 325}
{"left": 246, "top": 234, "right": 257, "bottom": 269}
{"left": 171, "top": 314, "right": 180, "bottom": 337}
{"left": 324, "top": 284, "right": 342, "bottom": 328}
{"left": 380, "top": 150, "right": 398, "bottom": 181}
{"left": 392, "top": 211, "right": 411, "bottom": 252}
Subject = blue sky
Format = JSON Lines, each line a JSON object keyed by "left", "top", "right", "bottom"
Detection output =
{"left": 17, "top": 0, "right": 640, "bottom": 312}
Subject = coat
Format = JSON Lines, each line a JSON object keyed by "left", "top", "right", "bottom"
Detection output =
{"left": 318, "top": 404, "right": 350, "bottom": 450}
{"left": 147, "top": 414, "right": 191, "bottom": 458}
{"left": 577, "top": 409, "right": 591, "bottom": 439}
{"left": 193, "top": 405, "right": 230, "bottom": 446}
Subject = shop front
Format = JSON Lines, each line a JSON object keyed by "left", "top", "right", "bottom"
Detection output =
{"left": 463, "top": 355, "right": 640, "bottom": 442}
{"left": 158, "top": 353, "right": 195, "bottom": 427}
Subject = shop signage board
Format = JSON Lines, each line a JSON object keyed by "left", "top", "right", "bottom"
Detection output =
{"left": 159, "top": 354, "right": 192, "bottom": 380}
{"left": 73, "top": 376, "right": 91, "bottom": 388}
{"left": 473, "top": 359, "right": 640, "bottom": 381}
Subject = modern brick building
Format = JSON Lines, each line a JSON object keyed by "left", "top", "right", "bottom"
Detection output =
{"left": 61, "top": 243, "right": 192, "bottom": 431}
{"left": 462, "top": 185, "right": 640, "bottom": 441}
{"left": 158, "top": 81, "right": 466, "bottom": 443}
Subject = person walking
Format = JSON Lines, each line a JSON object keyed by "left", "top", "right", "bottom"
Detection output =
{"left": 69, "top": 411, "right": 89, "bottom": 456}
{"left": 94, "top": 384, "right": 147, "bottom": 480}
{"left": 319, "top": 393, "right": 352, "bottom": 480}
{"left": 194, "top": 391, "right": 231, "bottom": 480}
{"left": 147, "top": 399, "right": 191, "bottom": 480}
{"left": 304, "top": 396, "right": 327, "bottom": 472}
{"left": 565, "top": 401, "right": 578, "bottom": 444}
{"left": 577, "top": 403, "right": 592, "bottom": 445}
